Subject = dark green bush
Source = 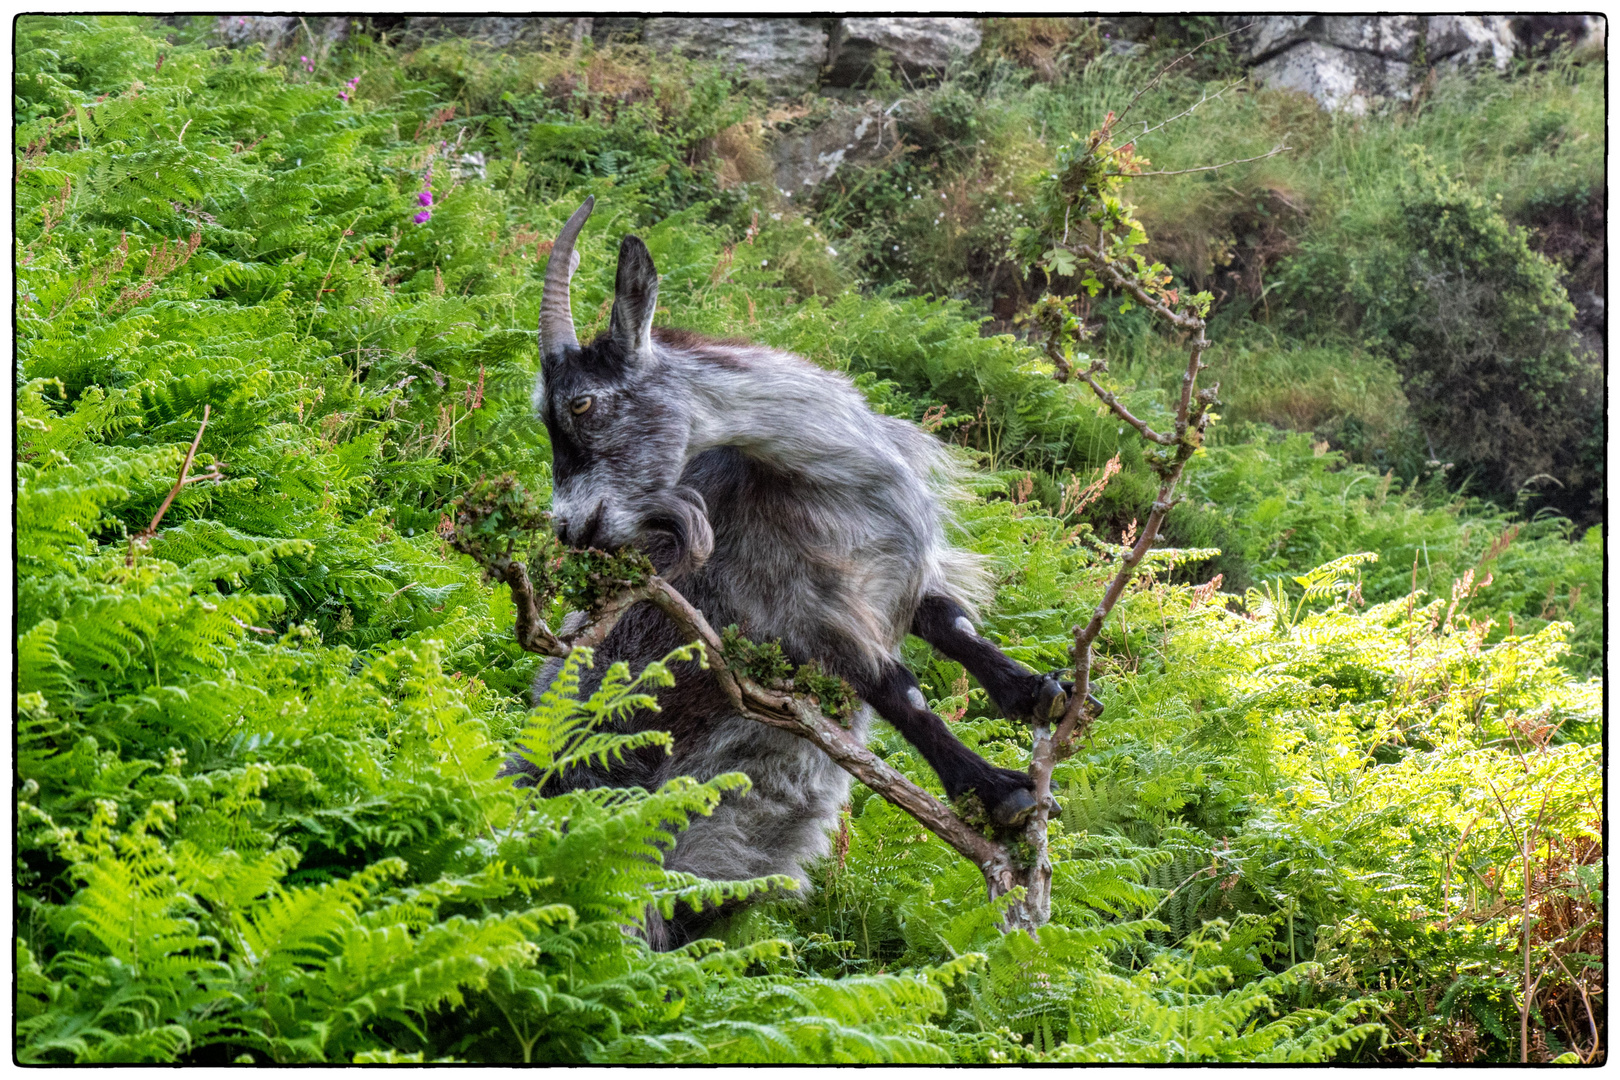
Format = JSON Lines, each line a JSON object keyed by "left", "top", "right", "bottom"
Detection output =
{"left": 1281, "top": 149, "right": 1600, "bottom": 516}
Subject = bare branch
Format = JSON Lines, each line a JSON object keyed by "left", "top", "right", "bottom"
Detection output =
{"left": 1045, "top": 245, "right": 1217, "bottom": 761}
{"left": 1108, "top": 78, "right": 1247, "bottom": 160}
{"left": 1112, "top": 22, "right": 1250, "bottom": 129}
{"left": 1122, "top": 145, "right": 1291, "bottom": 178}
{"left": 1077, "top": 361, "right": 1176, "bottom": 445}
{"left": 477, "top": 553, "right": 569, "bottom": 658}
{"left": 643, "top": 579, "right": 1007, "bottom": 872}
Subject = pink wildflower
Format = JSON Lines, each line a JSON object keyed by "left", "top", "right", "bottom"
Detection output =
{"left": 413, "top": 209, "right": 432, "bottom": 224}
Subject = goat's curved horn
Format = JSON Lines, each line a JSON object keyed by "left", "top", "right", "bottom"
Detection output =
{"left": 539, "top": 196, "right": 594, "bottom": 360}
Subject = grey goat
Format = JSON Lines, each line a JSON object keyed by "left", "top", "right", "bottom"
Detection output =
{"left": 504, "top": 197, "right": 1085, "bottom": 946}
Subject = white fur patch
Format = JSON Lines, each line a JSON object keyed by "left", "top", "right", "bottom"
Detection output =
{"left": 906, "top": 686, "right": 928, "bottom": 711}
{"left": 955, "top": 615, "right": 976, "bottom": 638}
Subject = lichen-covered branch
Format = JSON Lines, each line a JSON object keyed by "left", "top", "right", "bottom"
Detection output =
{"left": 1017, "top": 242, "right": 1220, "bottom": 928}
{"left": 447, "top": 498, "right": 1014, "bottom": 903}
{"left": 1077, "top": 360, "right": 1175, "bottom": 445}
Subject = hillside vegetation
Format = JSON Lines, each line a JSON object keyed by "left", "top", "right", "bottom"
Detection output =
{"left": 15, "top": 17, "right": 1603, "bottom": 1063}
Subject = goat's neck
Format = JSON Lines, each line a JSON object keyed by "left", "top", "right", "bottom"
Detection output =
{"left": 677, "top": 356, "right": 888, "bottom": 483}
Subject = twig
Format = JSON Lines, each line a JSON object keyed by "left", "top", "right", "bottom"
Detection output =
{"left": 1120, "top": 145, "right": 1291, "bottom": 178}
{"left": 126, "top": 404, "right": 223, "bottom": 565}
{"left": 1112, "top": 22, "right": 1250, "bottom": 130}
{"left": 1077, "top": 361, "right": 1175, "bottom": 445}
{"left": 1109, "top": 78, "right": 1247, "bottom": 160}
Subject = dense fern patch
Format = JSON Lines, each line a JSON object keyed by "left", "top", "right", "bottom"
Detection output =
{"left": 14, "top": 17, "right": 1603, "bottom": 1063}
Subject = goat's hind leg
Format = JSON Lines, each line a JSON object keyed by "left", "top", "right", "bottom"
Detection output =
{"left": 851, "top": 662, "right": 1039, "bottom": 828}
{"left": 911, "top": 596, "right": 1103, "bottom": 723}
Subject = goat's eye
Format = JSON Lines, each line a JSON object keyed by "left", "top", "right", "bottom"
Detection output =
{"left": 570, "top": 395, "right": 594, "bottom": 416}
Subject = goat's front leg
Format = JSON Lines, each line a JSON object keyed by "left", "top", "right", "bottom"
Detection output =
{"left": 911, "top": 595, "right": 1103, "bottom": 724}
{"left": 850, "top": 661, "right": 1039, "bottom": 828}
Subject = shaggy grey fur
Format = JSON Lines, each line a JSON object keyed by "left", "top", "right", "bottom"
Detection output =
{"left": 510, "top": 199, "right": 1047, "bottom": 945}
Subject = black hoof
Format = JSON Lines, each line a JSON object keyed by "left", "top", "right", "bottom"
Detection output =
{"left": 990, "top": 786, "right": 1038, "bottom": 828}
{"left": 1033, "top": 675, "right": 1068, "bottom": 721}
{"left": 1046, "top": 672, "right": 1105, "bottom": 721}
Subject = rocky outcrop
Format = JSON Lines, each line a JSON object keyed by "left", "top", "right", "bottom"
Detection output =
{"left": 770, "top": 103, "right": 900, "bottom": 202}
{"left": 210, "top": 15, "right": 349, "bottom": 55}
{"left": 824, "top": 17, "right": 983, "bottom": 86}
{"left": 400, "top": 17, "right": 588, "bottom": 49}
{"left": 1229, "top": 16, "right": 1518, "bottom": 113}
{"left": 195, "top": 16, "right": 1592, "bottom": 123}
{"left": 642, "top": 18, "right": 829, "bottom": 97}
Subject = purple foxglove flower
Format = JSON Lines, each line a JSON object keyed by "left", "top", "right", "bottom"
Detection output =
{"left": 414, "top": 209, "right": 432, "bottom": 224}
{"left": 418, "top": 191, "right": 433, "bottom": 207}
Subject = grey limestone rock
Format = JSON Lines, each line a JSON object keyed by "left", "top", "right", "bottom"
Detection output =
{"left": 1252, "top": 40, "right": 1412, "bottom": 115}
{"left": 642, "top": 17, "right": 829, "bottom": 98}
{"left": 770, "top": 102, "right": 900, "bottom": 201}
{"left": 825, "top": 17, "right": 982, "bottom": 86}
{"left": 210, "top": 15, "right": 349, "bottom": 55}
{"left": 770, "top": 103, "right": 900, "bottom": 202}
{"left": 1233, "top": 15, "right": 1525, "bottom": 112}
{"left": 401, "top": 17, "right": 587, "bottom": 50}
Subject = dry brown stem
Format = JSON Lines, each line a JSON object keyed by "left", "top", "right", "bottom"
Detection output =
{"left": 126, "top": 404, "right": 224, "bottom": 566}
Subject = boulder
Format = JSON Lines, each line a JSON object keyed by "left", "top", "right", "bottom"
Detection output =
{"left": 825, "top": 17, "right": 982, "bottom": 86}
{"left": 1252, "top": 40, "right": 1411, "bottom": 115}
{"left": 1425, "top": 15, "right": 1516, "bottom": 68}
{"left": 1232, "top": 16, "right": 1523, "bottom": 112}
{"left": 210, "top": 15, "right": 349, "bottom": 55}
{"left": 400, "top": 17, "right": 587, "bottom": 49}
{"left": 770, "top": 103, "right": 900, "bottom": 202}
{"left": 642, "top": 18, "right": 829, "bottom": 98}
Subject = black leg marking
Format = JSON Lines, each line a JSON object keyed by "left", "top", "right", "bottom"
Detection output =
{"left": 850, "top": 661, "right": 1037, "bottom": 828}
{"left": 912, "top": 595, "right": 1103, "bottom": 722}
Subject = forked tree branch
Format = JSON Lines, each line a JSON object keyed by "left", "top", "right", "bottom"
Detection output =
{"left": 470, "top": 549, "right": 1017, "bottom": 891}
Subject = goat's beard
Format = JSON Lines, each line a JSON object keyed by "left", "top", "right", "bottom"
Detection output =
{"left": 637, "top": 485, "right": 714, "bottom": 579}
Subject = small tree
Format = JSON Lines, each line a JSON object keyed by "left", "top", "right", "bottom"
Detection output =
{"left": 451, "top": 73, "right": 1272, "bottom": 934}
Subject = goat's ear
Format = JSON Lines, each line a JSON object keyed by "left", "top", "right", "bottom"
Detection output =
{"left": 609, "top": 235, "right": 658, "bottom": 361}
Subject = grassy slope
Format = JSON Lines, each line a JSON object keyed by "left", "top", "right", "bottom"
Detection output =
{"left": 14, "top": 16, "right": 1603, "bottom": 1064}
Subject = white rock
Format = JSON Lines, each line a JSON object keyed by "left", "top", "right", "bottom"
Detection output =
{"left": 826, "top": 17, "right": 982, "bottom": 85}
{"left": 1253, "top": 40, "right": 1411, "bottom": 114}
{"left": 643, "top": 17, "right": 829, "bottom": 98}
{"left": 771, "top": 102, "right": 899, "bottom": 199}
